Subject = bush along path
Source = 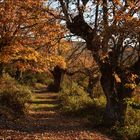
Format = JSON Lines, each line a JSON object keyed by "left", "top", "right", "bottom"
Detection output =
{"left": 0, "top": 91, "right": 112, "bottom": 140}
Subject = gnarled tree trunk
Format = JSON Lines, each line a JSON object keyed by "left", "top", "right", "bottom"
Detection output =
{"left": 100, "top": 57, "right": 138, "bottom": 125}
{"left": 100, "top": 73, "right": 128, "bottom": 125}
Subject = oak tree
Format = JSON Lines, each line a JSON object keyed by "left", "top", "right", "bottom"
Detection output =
{"left": 56, "top": 0, "right": 140, "bottom": 124}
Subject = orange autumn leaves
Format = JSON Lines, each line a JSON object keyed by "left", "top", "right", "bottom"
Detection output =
{"left": 0, "top": 43, "right": 43, "bottom": 72}
{"left": 0, "top": 0, "right": 68, "bottom": 72}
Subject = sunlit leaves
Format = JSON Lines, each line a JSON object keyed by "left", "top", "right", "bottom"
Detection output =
{"left": 0, "top": 0, "right": 68, "bottom": 73}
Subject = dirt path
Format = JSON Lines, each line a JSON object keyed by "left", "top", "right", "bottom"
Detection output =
{"left": 0, "top": 92, "right": 113, "bottom": 140}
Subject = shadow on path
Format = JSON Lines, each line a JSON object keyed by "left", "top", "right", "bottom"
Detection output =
{"left": 0, "top": 92, "right": 112, "bottom": 140}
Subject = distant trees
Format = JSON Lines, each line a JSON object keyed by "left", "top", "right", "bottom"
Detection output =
{"left": 66, "top": 42, "right": 99, "bottom": 97}
{"left": 57, "top": 0, "right": 140, "bottom": 125}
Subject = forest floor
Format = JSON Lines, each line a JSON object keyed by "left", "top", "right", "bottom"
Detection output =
{"left": 0, "top": 90, "right": 113, "bottom": 140}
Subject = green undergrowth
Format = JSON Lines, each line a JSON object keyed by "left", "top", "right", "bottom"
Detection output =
{"left": 59, "top": 81, "right": 140, "bottom": 139}
{"left": 59, "top": 82, "right": 106, "bottom": 117}
{"left": 0, "top": 74, "right": 31, "bottom": 119}
{"left": 19, "top": 72, "right": 53, "bottom": 87}
{"left": 108, "top": 105, "right": 140, "bottom": 140}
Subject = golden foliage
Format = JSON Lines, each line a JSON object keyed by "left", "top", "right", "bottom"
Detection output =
{"left": 0, "top": 0, "right": 68, "bottom": 72}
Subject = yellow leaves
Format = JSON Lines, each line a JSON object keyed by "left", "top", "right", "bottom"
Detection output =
{"left": 59, "top": 40, "right": 71, "bottom": 53}
{"left": 130, "top": 74, "right": 138, "bottom": 81}
{"left": 124, "top": 83, "right": 136, "bottom": 90}
{"left": 124, "top": 73, "right": 138, "bottom": 90}
{"left": 0, "top": 42, "right": 45, "bottom": 71}
{"left": 114, "top": 73, "right": 121, "bottom": 83}
{"left": 0, "top": 43, "right": 39, "bottom": 63}
{"left": 0, "top": 0, "right": 68, "bottom": 73}
{"left": 45, "top": 55, "right": 66, "bottom": 70}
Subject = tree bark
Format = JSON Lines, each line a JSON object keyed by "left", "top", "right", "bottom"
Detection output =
{"left": 100, "top": 64, "right": 116, "bottom": 125}
{"left": 15, "top": 68, "right": 22, "bottom": 80}
{"left": 100, "top": 74, "right": 127, "bottom": 125}
{"left": 0, "top": 63, "right": 4, "bottom": 77}
{"left": 87, "top": 75, "right": 99, "bottom": 98}
{"left": 50, "top": 66, "right": 65, "bottom": 92}
{"left": 100, "top": 59, "right": 136, "bottom": 125}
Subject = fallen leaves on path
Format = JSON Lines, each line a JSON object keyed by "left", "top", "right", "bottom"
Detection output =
{"left": 0, "top": 92, "right": 112, "bottom": 140}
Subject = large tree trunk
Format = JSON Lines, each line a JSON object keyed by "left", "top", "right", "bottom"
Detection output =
{"left": 50, "top": 66, "right": 65, "bottom": 92}
{"left": 100, "top": 60, "right": 136, "bottom": 125}
{"left": 100, "top": 74, "right": 127, "bottom": 125}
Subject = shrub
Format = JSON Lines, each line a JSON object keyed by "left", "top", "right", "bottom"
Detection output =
{"left": 111, "top": 124, "right": 140, "bottom": 140}
{"left": 108, "top": 101, "right": 140, "bottom": 139}
{"left": 59, "top": 82, "right": 95, "bottom": 115}
{"left": 0, "top": 74, "right": 31, "bottom": 119}
{"left": 20, "top": 71, "right": 52, "bottom": 86}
